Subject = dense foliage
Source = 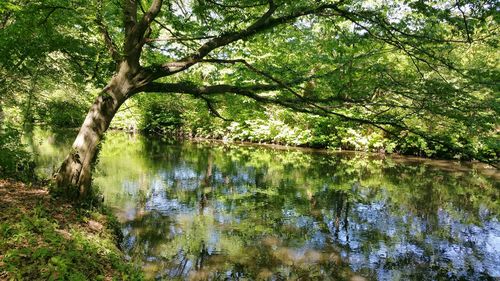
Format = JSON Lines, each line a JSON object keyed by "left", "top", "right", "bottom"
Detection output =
{"left": 0, "top": 125, "right": 35, "bottom": 181}
{"left": 124, "top": 90, "right": 498, "bottom": 161}
{"left": 0, "top": 0, "right": 498, "bottom": 174}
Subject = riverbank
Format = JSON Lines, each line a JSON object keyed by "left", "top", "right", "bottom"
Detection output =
{"left": 29, "top": 126, "right": 499, "bottom": 168}
{"left": 153, "top": 134, "right": 499, "bottom": 173}
{"left": 239, "top": 137, "right": 496, "bottom": 162}
{"left": 0, "top": 179, "right": 143, "bottom": 280}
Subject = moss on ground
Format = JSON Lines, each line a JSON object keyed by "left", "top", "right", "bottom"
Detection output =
{"left": 0, "top": 180, "right": 143, "bottom": 281}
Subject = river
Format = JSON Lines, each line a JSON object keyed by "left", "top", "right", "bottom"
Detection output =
{"left": 30, "top": 129, "right": 500, "bottom": 280}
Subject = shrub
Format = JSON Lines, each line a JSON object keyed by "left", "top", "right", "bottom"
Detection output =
{"left": 36, "top": 99, "right": 87, "bottom": 128}
{"left": 0, "top": 125, "right": 35, "bottom": 181}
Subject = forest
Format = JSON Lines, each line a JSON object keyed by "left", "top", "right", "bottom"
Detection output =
{"left": 0, "top": 0, "right": 499, "bottom": 280}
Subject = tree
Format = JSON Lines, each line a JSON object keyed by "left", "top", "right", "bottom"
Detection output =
{"left": 3, "top": 0, "right": 495, "bottom": 199}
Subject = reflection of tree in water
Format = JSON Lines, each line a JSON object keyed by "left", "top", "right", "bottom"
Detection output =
{"left": 122, "top": 211, "right": 174, "bottom": 261}
{"left": 27, "top": 128, "right": 78, "bottom": 177}
{"left": 198, "top": 152, "right": 212, "bottom": 215}
{"left": 30, "top": 131, "right": 499, "bottom": 279}
{"left": 310, "top": 188, "right": 350, "bottom": 242}
{"left": 115, "top": 148, "right": 354, "bottom": 279}
{"left": 65, "top": 134, "right": 499, "bottom": 280}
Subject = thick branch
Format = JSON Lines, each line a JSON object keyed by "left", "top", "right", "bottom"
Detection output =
{"left": 134, "top": 0, "right": 163, "bottom": 41}
{"left": 141, "top": 81, "right": 281, "bottom": 95}
{"left": 139, "top": 81, "right": 401, "bottom": 133}
{"left": 123, "top": 0, "right": 163, "bottom": 71}
{"left": 139, "top": 80, "right": 477, "bottom": 162}
{"left": 123, "top": 0, "right": 137, "bottom": 37}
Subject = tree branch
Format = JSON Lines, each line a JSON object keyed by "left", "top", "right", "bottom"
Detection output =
{"left": 141, "top": 81, "right": 282, "bottom": 95}
{"left": 145, "top": 1, "right": 346, "bottom": 79}
{"left": 123, "top": 0, "right": 163, "bottom": 70}
{"left": 139, "top": 80, "right": 403, "bottom": 135}
{"left": 123, "top": 0, "right": 137, "bottom": 37}
{"left": 139, "top": 79, "right": 475, "bottom": 161}
{"left": 205, "top": 0, "right": 268, "bottom": 10}
{"left": 456, "top": 1, "right": 472, "bottom": 43}
{"left": 198, "top": 96, "right": 232, "bottom": 121}
{"left": 134, "top": 0, "right": 163, "bottom": 41}
{"left": 39, "top": 6, "right": 74, "bottom": 25}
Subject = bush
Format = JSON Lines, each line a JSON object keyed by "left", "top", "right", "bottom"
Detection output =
{"left": 36, "top": 99, "right": 87, "bottom": 128}
{"left": 134, "top": 95, "right": 498, "bottom": 162}
{"left": 0, "top": 125, "right": 35, "bottom": 181}
{"left": 139, "top": 96, "right": 184, "bottom": 136}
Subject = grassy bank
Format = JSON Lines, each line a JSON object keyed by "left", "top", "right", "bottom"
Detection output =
{"left": 0, "top": 179, "right": 143, "bottom": 281}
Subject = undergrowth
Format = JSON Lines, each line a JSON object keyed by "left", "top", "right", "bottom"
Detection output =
{"left": 0, "top": 180, "right": 143, "bottom": 281}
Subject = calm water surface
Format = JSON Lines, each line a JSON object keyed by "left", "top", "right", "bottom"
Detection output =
{"left": 31, "top": 130, "right": 500, "bottom": 280}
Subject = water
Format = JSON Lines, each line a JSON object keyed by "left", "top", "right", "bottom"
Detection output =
{"left": 31, "top": 130, "right": 500, "bottom": 280}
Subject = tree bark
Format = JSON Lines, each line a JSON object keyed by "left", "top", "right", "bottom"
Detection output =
{"left": 54, "top": 65, "right": 137, "bottom": 199}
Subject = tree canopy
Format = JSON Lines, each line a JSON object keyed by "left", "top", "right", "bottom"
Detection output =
{"left": 0, "top": 0, "right": 498, "bottom": 193}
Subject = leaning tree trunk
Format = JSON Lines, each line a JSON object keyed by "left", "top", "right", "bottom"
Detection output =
{"left": 54, "top": 66, "right": 138, "bottom": 200}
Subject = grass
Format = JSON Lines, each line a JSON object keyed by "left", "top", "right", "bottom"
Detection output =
{"left": 0, "top": 179, "right": 143, "bottom": 281}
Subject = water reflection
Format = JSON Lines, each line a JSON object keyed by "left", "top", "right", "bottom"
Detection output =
{"left": 32, "top": 130, "right": 499, "bottom": 280}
